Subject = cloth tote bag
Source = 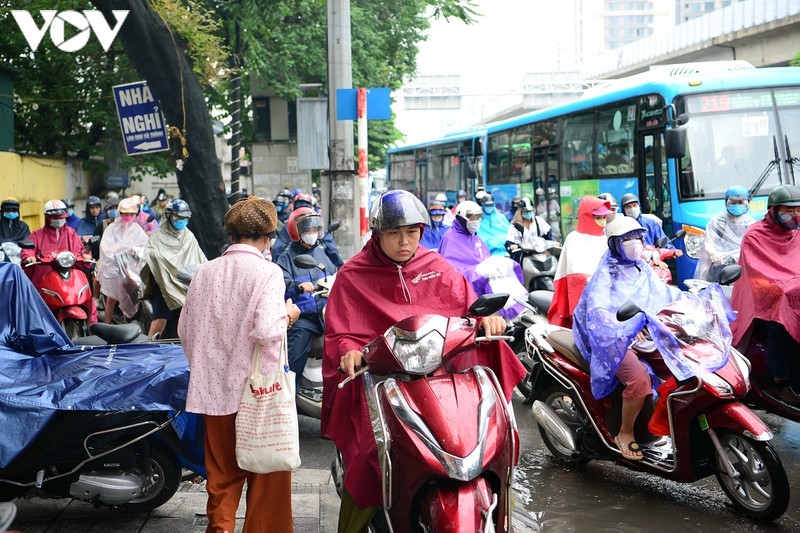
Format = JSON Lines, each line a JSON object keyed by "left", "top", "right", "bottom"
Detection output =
{"left": 235, "top": 333, "right": 301, "bottom": 473}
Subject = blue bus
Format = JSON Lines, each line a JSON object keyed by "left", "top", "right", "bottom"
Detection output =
{"left": 386, "top": 61, "right": 800, "bottom": 284}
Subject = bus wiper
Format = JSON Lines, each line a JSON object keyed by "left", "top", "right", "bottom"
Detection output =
{"left": 747, "top": 136, "right": 782, "bottom": 200}
{"left": 785, "top": 134, "right": 799, "bottom": 181}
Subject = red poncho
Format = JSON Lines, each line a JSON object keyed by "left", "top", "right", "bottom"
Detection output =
{"left": 547, "top": 196, "right": 610, "bottom": 327}
{"left": 730, "top": 216, "right": 800, "bottom": 345}
{"left": 322, "top": 236, "right": 526, "bottom": 508}
{"left": 21, "top": 224, "right": 87, "bottom": 287}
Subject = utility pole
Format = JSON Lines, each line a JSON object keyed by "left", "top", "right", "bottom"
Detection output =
{"left": 325, "top": 0, "right": 357, "bottom": 260}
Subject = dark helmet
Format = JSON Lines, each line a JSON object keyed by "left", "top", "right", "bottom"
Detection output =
{"left": 165, "top": 198, "right": 192, "bottom": 218}
{"left": 62, "top": 198, "right": 75, "bottom": 209}
{"left": 620, "top": 193, "right": 640, "bottom": 207}
{"left": 511, "top": 195, "right": 522, "bottom": 207}
{"left": 287, "top": 207, "right": 323, "bottom": 242}
{"left": 369, "top": 190, "right": 429, "bottom": 235}
{"left": 767, "top": 184, "right": 800, "bottom": 207}
{"left": 1, "top": 197, "right": 20, "bottom": 211}
{"left": 86, "top": 195, "right": 102, "bottom": 208}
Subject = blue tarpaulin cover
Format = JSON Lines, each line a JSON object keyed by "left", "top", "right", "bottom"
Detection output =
{"left": 0, "top": 263, "right": 189, "bottom": 468}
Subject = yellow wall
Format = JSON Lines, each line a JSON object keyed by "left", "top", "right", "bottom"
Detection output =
{"left": 0, "top": 152, "right": 66, "bottom": 230}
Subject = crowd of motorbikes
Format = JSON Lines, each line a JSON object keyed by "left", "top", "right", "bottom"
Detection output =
{"left": 1, "top": 208, "right": 797, "bottom": 531}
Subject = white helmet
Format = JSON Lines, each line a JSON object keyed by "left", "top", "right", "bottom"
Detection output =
{"left": 606, "top": 215, "right": 646, "bottom": 238}
{"left": 455, "top": 200, "right": 482, "bottom": 222}
{"left": 43, "top": 199, "right": 68, "bottom": 216}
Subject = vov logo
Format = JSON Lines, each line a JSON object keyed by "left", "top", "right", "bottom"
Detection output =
{"left": 11, "top": 10, "right": 129, "bottom": 52}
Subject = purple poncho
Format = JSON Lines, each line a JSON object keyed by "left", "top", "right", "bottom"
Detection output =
{"left": 573, "top": 250, "right": 734, "bottom": 399}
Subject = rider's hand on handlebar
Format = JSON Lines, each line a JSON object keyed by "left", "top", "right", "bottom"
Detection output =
{"left": 480, "top": 315, "right": 508, "bottom": 337}
{"left": 339, "top": 349, "right": 364, "bottom": 378}
{"left": 674, "top": 249, "right": 683, "bottom": 257}
{"left": 298, "top": 281, "right": 315, "bottom": 293}
{"left": 24, "top": 256, "right": 37, "bottom": 265}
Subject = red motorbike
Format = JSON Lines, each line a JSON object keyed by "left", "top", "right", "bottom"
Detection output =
{"left": 24, "top": 250, "right": 96, "bottom": 339}
{"left": 334, "top": 294, "right": 518, "bottom": 532}
{"left": 524, "top": 288, "right": 790, "bottom": 523}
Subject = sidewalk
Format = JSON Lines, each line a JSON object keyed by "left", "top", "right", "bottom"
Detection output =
{"left": 7, "top": 468, "right": 339, "bottom": 532}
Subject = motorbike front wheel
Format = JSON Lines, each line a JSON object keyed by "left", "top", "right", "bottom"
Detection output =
{"left": 121, "top": 446, "right": 181, "bottom": 513}
{"left": 61, "top": 319, "right": 86, "bottom": 340}
{"left": 713, "top": 431, "right": 789, "bottom": 523}
{"left": 537, "top": 385, "right": 590, "bottom": 466}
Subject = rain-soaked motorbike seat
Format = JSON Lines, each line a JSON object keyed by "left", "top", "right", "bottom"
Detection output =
{"left": 86, "top": 323, "right": 143, "bottom": 345}
{"left": 546, "top": 329, "right": 590, "bottom": 373}
{"left": 528, "top": 290, "right": 554, "bottom": 315}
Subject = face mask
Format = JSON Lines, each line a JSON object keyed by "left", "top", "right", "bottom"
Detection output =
{"left": 301, "top": 232, "right": 318, "bottom": 246}
{"left": 483, "top": 205, "right": 495, "bottom": 215}
{"left": 522, "top": 212, "right": 533, "bottom": 220}
{"left": 172, "top": 219, "right": 189, "bottom": 231}
{"left": 50, "top": 218, "right": 66, "bottom": 229}
{"left": 727, "top": 204, "right": 748, "bottom": 217}
{"left": 621, "top": 239, "right": 644, "bottom": 261}
{"left": 3, "top": 212, "right": 19, "bottom": 220}
{"left": 594, "top": 217, "right": 607, "bottom": 228}
{"left": 67, "top": 209, "right": 74, "bottom": 217}
{"left": 466, "top": 220, "right": 481, "bottom": 234}
{"left": 276, "top": 204, "right": 283, "bottom": 213}
{"left": 777, "top": 213, "right": 800, "bottom": 231}
{"left": 625, "top": 207, "right": 641, "bottom": 219}
{"left": 431, "top": 215, "right": 444, "bottom": 224}
{"left": 119, "top": 214, "right": 136, "bottom": 224}
{"left": 108, "top": 209, "right": 118, "bottom": 219}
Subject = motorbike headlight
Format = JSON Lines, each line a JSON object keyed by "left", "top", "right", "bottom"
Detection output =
{"left": 682, "top": 225, "right": 705, "bottom": 259}
{"left": 391, "top": 330, "right": 445, "bottom": 375}
{"left": 56, "top": 251, "right": 76, "bottom": 268}
{"left": 699, "top": 370, "right": 734, "bottom": 397}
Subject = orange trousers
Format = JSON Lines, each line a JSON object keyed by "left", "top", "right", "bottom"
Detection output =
{"left": 204, "top": 414, "right": 293, "bottom": 533}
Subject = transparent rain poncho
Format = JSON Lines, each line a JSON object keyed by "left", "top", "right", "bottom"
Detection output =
{"left": 694, "top": 210, "right": 755, "bottom": 281}
{"left": 98, "top": 220, "right": 149, "bottom": 318}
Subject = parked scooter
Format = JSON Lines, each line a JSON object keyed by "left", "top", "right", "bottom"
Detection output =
{"left": 332, "top": 293, "right": 519, "bottom": 532}
{"left": 512, "top": 222, "right": 560, "bottom": 291}
{"left": 523, "top": 281, "right": 789, "bottom": 522}
{"left": 22, "top": 246, "right": 95, "bottom": 339}
{"left": 292, "top": 254, "right": 336, "bottom": 419}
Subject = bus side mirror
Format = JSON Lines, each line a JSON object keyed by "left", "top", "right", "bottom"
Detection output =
{"left": 665, "top": 126, "right": 687, "bottom": 159}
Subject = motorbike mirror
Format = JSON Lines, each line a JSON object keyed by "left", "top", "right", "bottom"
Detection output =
{"left": 18, "top": 239, "right": 35, "bottom": 249}
{"left": 718, "top": 264, "right": 742, "bottom": 286}
{"left": 293, "top": 254, "right": 319, "bottom": 270}
{"left": 655, "top": 236, "right": 668, "bottom": 248}
{"left": 549, "top": 246, "right": 562, "bottom": 259}
{"left": 616, "top": 301, "right": 643, "bottom": 322}
{"left": 468, "top": 293, "right": 509, "bottom": 317}
{"left": 513, "top": 222, "right": 524, "bottom": 234}
{"left": 327, "top": 221, "right": 340, "bottom": 234}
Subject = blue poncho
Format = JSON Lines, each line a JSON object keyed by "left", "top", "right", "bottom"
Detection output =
{"left": 572, "top": 250, "right": 734, "bottom": 399}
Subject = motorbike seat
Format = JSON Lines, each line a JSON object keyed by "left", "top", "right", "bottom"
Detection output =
{"left": 546, "top": 329, "right": 590, "bottom": 373}
{"left": 88, "top": 322, "right": 142, "bottom": 344}
{"left": 528, "top": 290, "right": 554, "bottom": 314}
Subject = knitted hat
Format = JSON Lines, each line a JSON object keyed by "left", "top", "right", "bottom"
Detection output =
{"left": 225, "top": 196, "right": 278, "bottom": 236}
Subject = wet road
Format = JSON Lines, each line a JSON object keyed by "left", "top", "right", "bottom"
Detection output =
{"left": 510, "top": 399, "right": 800, "bottom": 532}
{"left": 300, "top": 396, "right": 800, "bottom": 531}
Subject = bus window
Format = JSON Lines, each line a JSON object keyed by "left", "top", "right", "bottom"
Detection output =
{"left": 642, "top": 133, "right": 672, "bottom": 230}
{"left": 775, "top": 88, "right": 800, "bottom": 175}
{"left": 597, "top": 104, "right": 636, "bottom": 175}
{"left": 561, "top": 113, "right": 594, "bottom": 180}
{"left": 487, "top": 132, "right": 511, "bottom": 185}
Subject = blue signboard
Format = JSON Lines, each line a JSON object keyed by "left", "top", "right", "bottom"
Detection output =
{"left": 112, "top": 81, "right": 170, "bottom": 155}
{"left": 336, "top": 88, "right": 391, "bottom": 121}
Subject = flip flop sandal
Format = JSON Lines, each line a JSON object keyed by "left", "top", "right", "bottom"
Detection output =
{"left": 615, "top": 436, "right": 644, "bottom": 461}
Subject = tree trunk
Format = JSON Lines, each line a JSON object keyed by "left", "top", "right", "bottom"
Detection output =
{"left": 90, "top": 0, "right": 229, "bottom": 258}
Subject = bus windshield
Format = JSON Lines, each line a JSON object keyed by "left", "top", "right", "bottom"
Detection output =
{"left": 678, "top": 87, "right": 800, "bottom": 200}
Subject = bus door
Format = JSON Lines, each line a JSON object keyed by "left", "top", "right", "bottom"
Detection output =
{"left": 532, "top": 146, "right": 562, "bottom": 241}
{"left": 639, "top": 132, "right": 673, "bottom": 233}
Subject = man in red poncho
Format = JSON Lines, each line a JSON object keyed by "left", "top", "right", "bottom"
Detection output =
{"left": 322, "top": 189, "right": 526, "bottom": 532}
{"left": 730, "top": 184, "right": 800, "bottom": 406}
{"left": 547, "top": 196, "right": 613, "bottom": 327}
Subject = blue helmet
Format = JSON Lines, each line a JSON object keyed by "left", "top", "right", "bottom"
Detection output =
{"left": 724, "top": 185, "right": 749, "bottom": 202}
{"left": 165, "top": 198, "right": 192, "bottom": 218}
